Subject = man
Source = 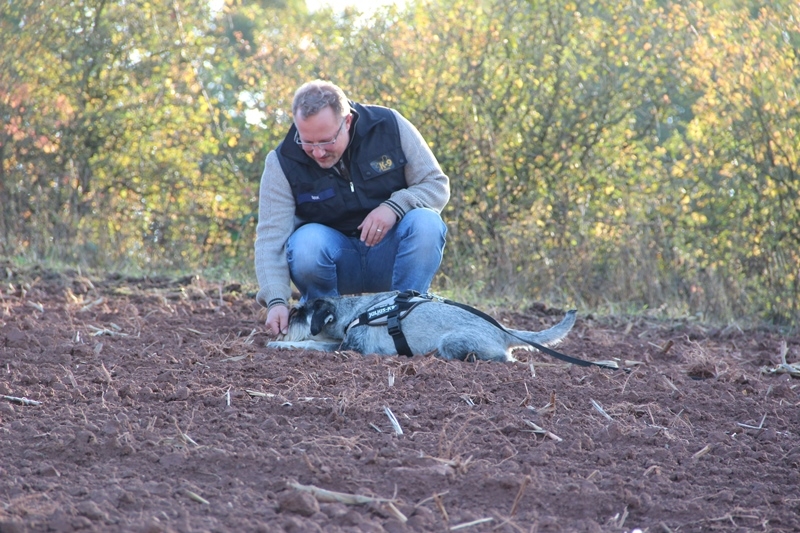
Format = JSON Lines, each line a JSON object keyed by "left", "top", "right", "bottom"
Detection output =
{"left": 255, "top": 80, "right": 450, "bottom": 337}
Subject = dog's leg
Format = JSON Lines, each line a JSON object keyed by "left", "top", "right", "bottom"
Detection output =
{"left": 267, "top": 340, "right": 341, "bottom": 352}
{"left": 435, "top": 333, "right": 510, "bottom": 362}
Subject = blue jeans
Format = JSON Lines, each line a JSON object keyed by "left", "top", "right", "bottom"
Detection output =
{"left": 286, "top": 208, "right": 447, "bottom": 300}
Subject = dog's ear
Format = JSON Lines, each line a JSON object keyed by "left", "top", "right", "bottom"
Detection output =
{"left": 310, "top": 299, "right": 336, "bottom": 336}
{"left": 288, "top": 304, "right": 305, "bottom": 324}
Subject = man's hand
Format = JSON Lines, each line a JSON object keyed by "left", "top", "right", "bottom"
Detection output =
{"left": 358, "top": 204, "right": 397, "bottom": 246}
{"left": 266, "top": 304, "right": 290, "bottom": 337}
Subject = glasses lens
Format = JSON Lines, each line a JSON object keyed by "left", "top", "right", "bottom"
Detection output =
{"left": 295, "top": 117, "right": 346, "bottom": 148}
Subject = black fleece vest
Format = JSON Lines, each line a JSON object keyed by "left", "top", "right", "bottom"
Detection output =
{"left": 276, "top": 103, "right": 408, "bottom": 235}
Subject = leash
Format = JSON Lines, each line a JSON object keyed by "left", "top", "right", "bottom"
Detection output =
{"left": 352, "top": 291, "right": 619, "bottom": 370}
{"left": 438, "top": 298, "right": 618, "bottom": 370}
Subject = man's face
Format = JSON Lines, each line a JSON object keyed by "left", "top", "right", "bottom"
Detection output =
{"left": 294, "top": 107, "right": 351, "bottom": 169}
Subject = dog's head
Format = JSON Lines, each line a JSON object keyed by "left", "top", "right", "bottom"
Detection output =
{"left": 278, "top": 299, "right": 340, "bottom": 342}
{"left": 309, "top": 298, "right": 337, "bottom": 336}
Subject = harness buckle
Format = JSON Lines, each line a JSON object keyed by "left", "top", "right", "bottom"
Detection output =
{"left": 395, "top": 290, "right": 421, "bottom": 304}
{"left": 387, "top": 314, "right": 402, "bottom": 337}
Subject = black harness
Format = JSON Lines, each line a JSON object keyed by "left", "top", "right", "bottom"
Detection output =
{"left": 347, "top": 291, "right": 619, "bottom": 370}
{"left": 347, "top": 291, "right": 428, "bottom": 357}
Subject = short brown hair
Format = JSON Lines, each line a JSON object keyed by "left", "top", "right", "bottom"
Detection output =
{"left": 292, "top": 80, "right": 350, "bottom": 121}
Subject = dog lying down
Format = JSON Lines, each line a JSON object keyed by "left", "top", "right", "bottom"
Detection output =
{"left": 267, "top": 291, "right": 577, "bottom": 363}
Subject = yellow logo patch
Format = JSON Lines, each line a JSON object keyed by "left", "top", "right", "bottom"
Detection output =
{"left": 371, "top": 155, "right": 394, "bottom": 173}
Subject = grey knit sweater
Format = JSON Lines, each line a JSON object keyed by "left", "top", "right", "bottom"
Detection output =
{"left": 254, "top": 109, "right": 450, "bottom": 309}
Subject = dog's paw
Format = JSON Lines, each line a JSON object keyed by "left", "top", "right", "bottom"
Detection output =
{"left": 267, "top": 340, "right": 341, "bottom": 352}
{"left": 267, "top": 341, "right": 299, "bottom": 350}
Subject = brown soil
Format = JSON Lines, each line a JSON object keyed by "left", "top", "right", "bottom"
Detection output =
{"left": 1, "top": 266, "right": 799, "bottom": 533}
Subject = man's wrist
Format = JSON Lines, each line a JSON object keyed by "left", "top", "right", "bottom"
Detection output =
{"left": 382, "top": 200, "right": 404, "bottom": 221}
{"left": 267, "top": 298, "right": 287, "bottom": 309}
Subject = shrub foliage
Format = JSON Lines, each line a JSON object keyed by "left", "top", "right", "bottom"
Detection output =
{"left": 1, "top": 0, "right": 798, "bottom": 324}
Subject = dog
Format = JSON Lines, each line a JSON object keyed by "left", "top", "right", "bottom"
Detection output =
{"left": 268, "top": 291, "right": 577, "bottom": 362}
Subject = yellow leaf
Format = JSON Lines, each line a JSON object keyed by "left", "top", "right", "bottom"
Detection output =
{"left": 227, "top": 136, "right": 238, "bottom": 148}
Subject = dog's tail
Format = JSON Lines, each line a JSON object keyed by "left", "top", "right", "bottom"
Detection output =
{"left": 507, "top": 310, "right": 577, "bottom": 347}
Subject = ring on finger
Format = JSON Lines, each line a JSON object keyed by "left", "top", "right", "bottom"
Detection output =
{"left": 376, "top": 228, "right": 382, "bottom": 232}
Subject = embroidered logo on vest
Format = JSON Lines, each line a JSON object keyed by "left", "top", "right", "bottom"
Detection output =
{"left": 370, "top": 155, "right": 394, "bottom": 173}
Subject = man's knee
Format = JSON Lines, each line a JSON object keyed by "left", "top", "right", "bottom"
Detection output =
{"left": 287, "top": 225, "right": 330, "bottom": 275}
{"left": 399, "top": 208, "right": 447, "bottom": 242}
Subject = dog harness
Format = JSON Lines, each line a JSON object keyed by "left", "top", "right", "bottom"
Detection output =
{"left": 346, "top": 291, "right": 430, "bottom": 356}
{"left": 347, "top": 291, "right": 619, "bottom": 370}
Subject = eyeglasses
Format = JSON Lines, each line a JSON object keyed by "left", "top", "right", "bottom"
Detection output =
{"left": 294, "top": 117, "right": 347, "bottom": 150}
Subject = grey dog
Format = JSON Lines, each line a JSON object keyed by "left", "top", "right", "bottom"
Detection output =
{"left": 267, "top": 291, "right": 577, "bottom": 362}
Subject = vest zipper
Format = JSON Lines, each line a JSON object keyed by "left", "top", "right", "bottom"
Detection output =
{"left": 336, "top": 159, "right": 355, "bottom": 193}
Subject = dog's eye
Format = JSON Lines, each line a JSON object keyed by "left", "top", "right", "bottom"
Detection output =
{"left": 324, "top": 314, "right": 334, "bottom": 325}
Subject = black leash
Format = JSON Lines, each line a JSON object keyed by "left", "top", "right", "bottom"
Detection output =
{"left": 440, "top": 298, "right": 618, "bottom": 370}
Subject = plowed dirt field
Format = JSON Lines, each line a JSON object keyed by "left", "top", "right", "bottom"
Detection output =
{"left": 1, "top": 266, "right": 799, "bottom": 532}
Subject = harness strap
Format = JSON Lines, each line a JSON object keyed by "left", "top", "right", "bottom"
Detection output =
{"left": 385, "top": 290, "right": 421, "bottom": 357}
{"left": 387, "top": 313, "right": 413, "bottom": 357}
{"left": 347, "top": 291, "right": 424, "bottom": 357}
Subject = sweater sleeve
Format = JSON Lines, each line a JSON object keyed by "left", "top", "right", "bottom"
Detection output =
{"left": 254, "top": 150, "right": 296, "bottom": 309}
{"left": 381, "top": 110, "right": 450, "bottom": 219}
